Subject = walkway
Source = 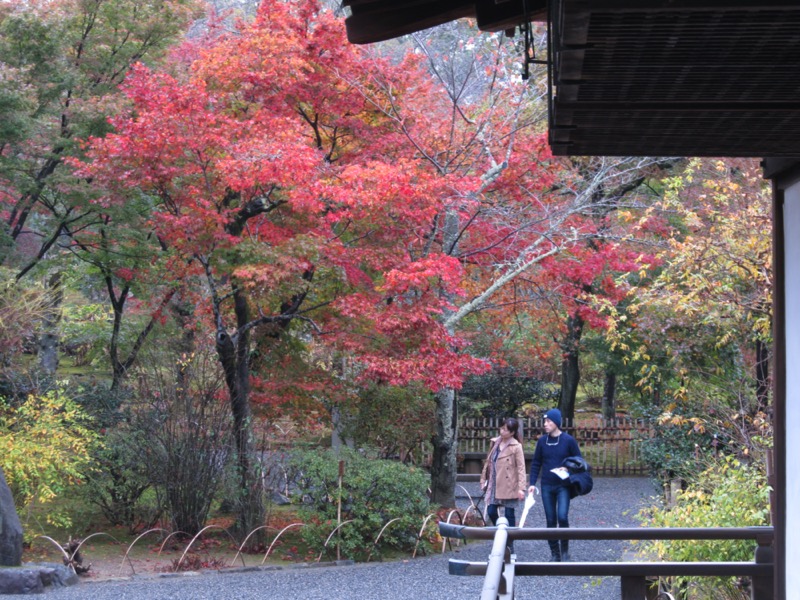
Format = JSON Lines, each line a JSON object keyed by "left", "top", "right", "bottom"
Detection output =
{"left": 10, "top": 477, "right": 659, "bottom": 599}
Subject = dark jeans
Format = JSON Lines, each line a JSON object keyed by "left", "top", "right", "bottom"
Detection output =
{"left": 487, "top": 504, "right": 517, "bottom": 527}
{"left": 541, "top": 484, "right": 571, "bottom": 555}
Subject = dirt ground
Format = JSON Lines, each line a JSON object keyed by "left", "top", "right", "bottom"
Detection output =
{"left": 25, "top": 534, "right": 308, "bottom": 581}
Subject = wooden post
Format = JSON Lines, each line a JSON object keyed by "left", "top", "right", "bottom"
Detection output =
{"left": 337, "top": 460, "right": 344, "bottom": 561}
{"left": 481, "top": 517, "right": 509, "bottom": 600}
{"left": 621, "top": 576, "right": 646, "bottom": 600}
{"left": 751, "top": 537, "right": 774, "bottom": 600}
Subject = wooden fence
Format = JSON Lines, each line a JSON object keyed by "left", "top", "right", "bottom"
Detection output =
{"left": 458, "top": 416, "right": 653, "bottom": 476}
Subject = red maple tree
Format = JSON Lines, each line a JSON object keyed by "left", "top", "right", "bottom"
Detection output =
{"left": 76, "top": 1, "right": 663, "bottom": 514}
{"left": 75, "top": 0, "right": 489, "bottom": 528}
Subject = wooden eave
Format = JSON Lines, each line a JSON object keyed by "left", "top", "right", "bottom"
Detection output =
{"left": 343, "top": 0, "right": 800, "bottom": 158}
{"left": 343, "top": 0, "right": 546, "bottom": 43}
{"left": 548, "top": 0, "right": 800, "bottom": 157}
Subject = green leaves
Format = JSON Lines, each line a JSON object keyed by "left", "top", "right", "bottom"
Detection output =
{"left": 0, "top": 386, "right": 99, "bottom": 535}
{"left": 287, "top": 448, "right": 431, "bottom": 560}
{"left": 637, "top": 455, "right": 771, "bottom": 599}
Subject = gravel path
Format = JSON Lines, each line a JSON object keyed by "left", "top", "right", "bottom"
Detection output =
{"left": 15, "top": 477, "right": 660, "bottom": 600}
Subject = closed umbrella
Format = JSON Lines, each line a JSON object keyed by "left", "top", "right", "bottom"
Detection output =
{"left": 518, "top": 488, "right": 538, "bottom": 527}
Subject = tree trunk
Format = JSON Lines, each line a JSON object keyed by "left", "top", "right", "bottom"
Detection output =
{"left": 37, "top": 271, "right": 63, "bottom": 375}
{"left": 107, "top": 279, "right": 135, "bottom": 394}
{"left": 755, "top": 337, "right": 770, "bottom": 414}
{"left": 215, "top": 289, "right": 264, "bottom": 543}
{"left": 172, "top": 300, "right": 196, "bottom": 399}
{"left": 602, "top": 370, "right": 616, "bottom": 420}
{"left": 559, "top": 313, "right": 584, "bottom": 424}
{"left": 331, "top": 405, "right": 355, "bottom": 453}
{"left": 37, "top": 332, "right": 59, "bottom": 374}
{"left": 330, "top": 357, "right": 355, "bottom": 453}
{"left": 108, "top": 284, "right": 176, "bottom": 393}
{"left": 429, "top": 208, "right": 462, "bottom": 508}
{"left": 430, "top": 387, "right": 458, "bottom": 507}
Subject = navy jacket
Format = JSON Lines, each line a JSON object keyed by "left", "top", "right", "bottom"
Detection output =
{"left": 567, "top": 470, "right": 594, "bottom": 498}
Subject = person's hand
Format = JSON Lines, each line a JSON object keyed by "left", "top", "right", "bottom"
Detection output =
{"left": 517, "top": 489, "right": 525, "bottom": 500}
{"left": 528, "top": 485, "right": 537, "bottom": 494}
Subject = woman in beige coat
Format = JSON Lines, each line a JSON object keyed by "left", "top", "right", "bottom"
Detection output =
{"left": 480, "top": 417, "right": 527, "bottom": 526}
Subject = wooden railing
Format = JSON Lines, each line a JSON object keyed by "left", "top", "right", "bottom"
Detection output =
{"left": 458, "top": 417, "right": 652, "bottom": 476}
{"left": 439, "top": 520, "right": 774, "bottom": 600}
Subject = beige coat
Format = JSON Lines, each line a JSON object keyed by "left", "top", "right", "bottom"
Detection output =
{"left": 480, "top": 437, "right": 527, "bottom": 500}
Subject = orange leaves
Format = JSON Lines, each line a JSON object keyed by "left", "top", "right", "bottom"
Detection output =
{"left": 657, "top": 408, "right": 707, "bottom": 434}
{"left": 233, "top": 252, "right": 312, "bottom": 292}
{"left": 381, "top": 254, "right": 464, "bottom": 298}
{"left": 73, "top": 0, "right": 580, "bottom": 396}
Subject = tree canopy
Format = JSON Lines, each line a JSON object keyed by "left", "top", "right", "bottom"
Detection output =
{"left": 0, "top": 0, "right": 773, "bottom": 538}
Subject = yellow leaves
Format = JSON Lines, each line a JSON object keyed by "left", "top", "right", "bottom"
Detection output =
{"left": 177, "top": 351, "right": 197, "bottom": 372}
{"left": 0, "top": 387, "right": 99, "bottom": 531}
{"left": 655, "top": 410, "right": 705, "bottom": 434}
{"left": 618, "top": 209, "right": 634, "bottom": 223}
{"left": 620, "top": 158, "right": 772, "bottom": 382}
{"left": 637, "top": 455, "right": 771, "bottom": 580}
{"left": 679, "top": 488, "right": 708, "bottom": 503}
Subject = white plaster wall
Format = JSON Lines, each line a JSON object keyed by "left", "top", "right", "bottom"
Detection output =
{"left": 785, "top": 183, "right": 800, "bottom": 597}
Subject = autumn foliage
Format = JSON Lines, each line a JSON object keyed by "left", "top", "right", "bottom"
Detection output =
{"left": 1, "top": 0, "right": 773, "bottom": 537}
{"left": 75, "top": 2, "right": 490, "bottom": 400}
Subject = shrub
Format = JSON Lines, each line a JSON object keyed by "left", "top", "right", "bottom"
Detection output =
{"left": 348, "top": 383, "right": 434, "bottom": 463}
{"left": 633, "top": 401, "right": 721, "bottom": 482}
{"left": 0, "top": 386, "right": 98, "bottom": 535}
{"left": 0, "top": 270, "right": 45, "bottom": 375}
{"left": 287, "top": 449, "right": 431, "bottom": 560}
{"left": 127, "top": 351, "right": 233, "bottom": 536}
{"left": 459, "top": 368, "right": 559, "bottom": 418}
{"left": 74, "top": 383, "right": 160, "bottom": 533}
{"left": 81, "top": 427, "right": 159, "bottom": 534}
{"left": 636, "top": 455, "right": 771, "bottom": 599}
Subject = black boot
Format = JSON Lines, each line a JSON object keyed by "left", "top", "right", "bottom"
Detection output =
{"left": 548, "top": 540, "right": 561, "bottom": 562}
{"left": 560, "top": 540, "right": 570, "bottom": 562}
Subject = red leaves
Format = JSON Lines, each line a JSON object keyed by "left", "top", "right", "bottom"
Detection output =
{"left": 72, "top": 0, "right": 496, "bottom": 396}
{"left": 115, "top": 267, "right": 135, "bottom": 282}
{"left": 72, "top": 0, "right": 665, "bottom": 399}
{"left": 381, "top": 254, "right": 464, "bottom": 298}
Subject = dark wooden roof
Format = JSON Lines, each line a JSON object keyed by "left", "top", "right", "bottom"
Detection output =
{"left": 343, "top": 0, "right": 546, "bottom": 43}
{"left": 343, "top": 0, "right": 800, "bottom": 158}
{"left": 549, "top": 0, "right": 800, "bottom": 157}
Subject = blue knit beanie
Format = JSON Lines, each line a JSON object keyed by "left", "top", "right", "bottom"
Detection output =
{"left": 544, "top": 408, "right": 562, "bottom": 429}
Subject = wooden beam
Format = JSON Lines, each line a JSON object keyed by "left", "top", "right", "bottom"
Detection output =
{"left": 475, "top": 0, "right": 546, "bottom": 31}
{"left": 344, "top": 0, "right": 473, "bottom": 44}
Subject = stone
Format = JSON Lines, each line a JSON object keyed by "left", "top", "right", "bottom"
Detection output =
{"left": 271, "top": 491, "right": 291, "bottom": 506}
{"left": 0, "top": 564, "right": 78, "bottom": 595}
{"left": 0, "top": 569, "right": 44, "bottom": 595}
{"left": 0, "top": 468, "right": 23, "bottom": 567}
{"left": 26, "top": 563, "right": 79, "bottom": 588}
